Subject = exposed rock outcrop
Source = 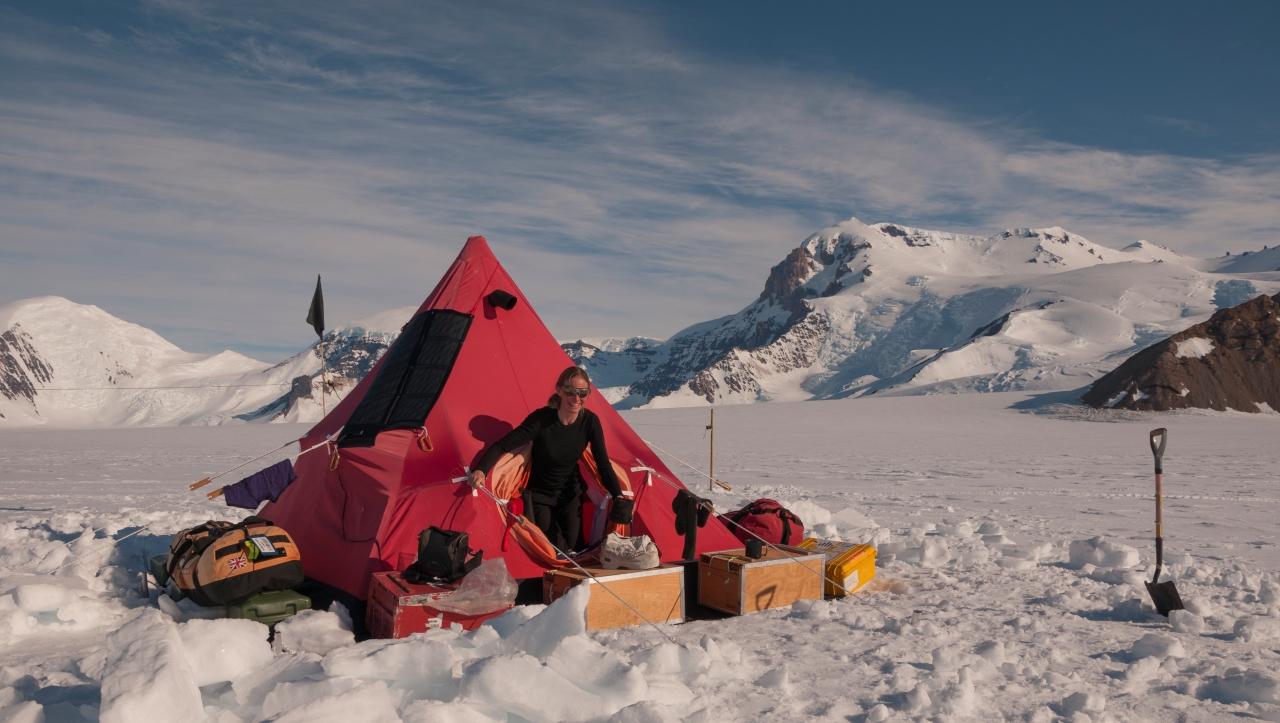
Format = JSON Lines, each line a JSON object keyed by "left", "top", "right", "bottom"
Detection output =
{"left": 1083, "top": 293, "right": 1280, "bottom": 412}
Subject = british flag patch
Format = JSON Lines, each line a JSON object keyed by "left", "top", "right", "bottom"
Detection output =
{"left": 228, "top": 555, "right": 247, "bottom": 570}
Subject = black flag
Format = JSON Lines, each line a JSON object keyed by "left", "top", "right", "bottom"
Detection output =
{"left": 306, "top": 275, "right": 325, "bottom": 339}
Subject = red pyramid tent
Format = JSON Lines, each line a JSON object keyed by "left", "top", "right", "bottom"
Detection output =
{"left": 263, "top": 236, "right": 741, "bottom": 600}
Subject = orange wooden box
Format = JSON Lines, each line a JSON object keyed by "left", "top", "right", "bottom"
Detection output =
{"left": 697, "top": 546, "right": 824, "bottom": 615}
{"left": 543, "top": 565, "right": 685, "bottom": 630}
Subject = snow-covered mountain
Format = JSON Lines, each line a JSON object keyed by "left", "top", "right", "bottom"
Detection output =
{"left": 561, "top": 337, "right": 662, "bottom": 403}
{"left": 575, "top": 218, "right": 1280, "bottom": 408}
{"left": 0, "top": 297, "right": 407, "bottom": 427}
{"left": 6, "top": 217, "right": 1279, "bottom": 425}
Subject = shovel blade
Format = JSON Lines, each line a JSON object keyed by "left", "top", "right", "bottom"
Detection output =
{"left": 1146, "top": 579, "right": 1185, "bottom": 616}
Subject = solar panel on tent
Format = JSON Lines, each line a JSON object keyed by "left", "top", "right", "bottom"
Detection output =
{"left": 338, "top": 310, "right": 471, "bottom": 447}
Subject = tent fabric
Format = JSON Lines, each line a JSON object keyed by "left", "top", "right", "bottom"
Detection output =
{"left": 223, "top": 459, "right": 296, "bottom": 510}
{"left": 262, "top": 236, "right": 742, "bottom": 600}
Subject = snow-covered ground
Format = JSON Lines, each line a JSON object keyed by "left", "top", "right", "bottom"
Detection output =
{"left": 2, "top": 393, "right": 1278, "bottom": 721}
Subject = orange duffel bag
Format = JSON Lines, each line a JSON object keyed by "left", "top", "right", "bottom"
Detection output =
{"left": 165, "top": 516, "right": 304, "bottom": 606}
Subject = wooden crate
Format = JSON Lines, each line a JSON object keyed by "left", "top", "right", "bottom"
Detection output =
{"left": 697, "top": 546, "right": 824, "bottom": 615}
{"left": 543, "top": 565, "right": 684, "bottom": 630}
{"left": 366, "top": 571, "right": 511, "bottom": 638}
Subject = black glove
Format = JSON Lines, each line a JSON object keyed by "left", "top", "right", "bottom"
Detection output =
{"left": 695, "top": 497, "right": 712, "bottom": 527}
{"left": 609, "top": 496, "right": 635, "bottom": 524}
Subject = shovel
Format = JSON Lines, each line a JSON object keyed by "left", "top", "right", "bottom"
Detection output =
{"left": 1145, "top": 428, "right": 1184, "bottom": 616}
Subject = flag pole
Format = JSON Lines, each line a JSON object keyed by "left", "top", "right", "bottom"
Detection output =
{"left": 319, "top": 334, "right": 329, "bottom": 417}
{"left": 306, "top": 274, "right": 328, "bottom": 417}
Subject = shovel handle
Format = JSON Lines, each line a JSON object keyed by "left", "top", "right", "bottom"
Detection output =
{"left": 1149, "top": 428, "right": 1168, "bottom": 580}
{"left": 1149, "top": 428, "right": 1167, "bottom": 474}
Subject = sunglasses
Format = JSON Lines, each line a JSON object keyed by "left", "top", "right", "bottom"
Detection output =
{"left": 560, "top": 386, "right": 590, "bottom": 399}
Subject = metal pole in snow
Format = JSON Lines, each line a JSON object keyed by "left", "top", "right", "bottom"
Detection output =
{"left": 319, "top": 335, "right": 329, "bottom": 417}
{"left": 707, "top": 407, "right": 715, "bottom": 492}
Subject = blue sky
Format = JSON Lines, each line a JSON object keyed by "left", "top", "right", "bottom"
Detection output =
{"left": 2, "top": 1, "right": 1277, "bottom": 358}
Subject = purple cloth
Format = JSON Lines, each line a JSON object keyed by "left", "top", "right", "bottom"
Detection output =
{"left": 223, "top": 459, "right": 296, "bottom": 510}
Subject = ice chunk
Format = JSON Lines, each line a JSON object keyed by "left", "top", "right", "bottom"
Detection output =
{"left": 1129, "top": 633, "right": 1186, "bottom": 660}
{"left": 1067, "top": 537, "right": 1139, "bottom": 570}
{"left": 1233, "top": 616, "right": 1280, "bottom": 643}
{"left": 919, "top": 539, "right": 951, "bottom": 568}
{"left": 1168, "top": 609, "right": 1204, "bottom": 635}
{"left": 230, "top": 652, "right": 323, "bottom": 710}
{"left": 1198, "top": 667, "right": 1279, "bottom": 704}
{"left": 402, "top": 700, "right": 506, "bottom": 723}
{"left": 461, "top": 652, "right": 641, "bottom": 722}
{"left": 504, "top": 583, "right": 588, "bottom": 659}
{"left": 786, "top": 500, "right": 832, "bottom": 527}
{"left": 866, "top": 703, "right": 891, "bottom": 722}
{"left": 13, "top": 583, "right": 75, "bottom": 612}
{"left": 482, "top": 604, "right": 542, "bottom": 638}
{"left": 610, "top": 700, "right": 683, "bottom": 723}
{"left": 1059, "top": 690, "right": 1105, "bottom": 715}
{"left": 1259, "top": 580, "right": 1280, "bottom": 605}
{"left": 754, "top": 664, "right": 790, "bottom": 692}
{"left": 265, "top": 679, "right": 402, "bottom": 723}
{"left": 272, "top": 609, "right": 354, "bottom": 656}
{"left": 178, "top": 618, "right": 273, "bottom": 687}
{"left": 99, "top": 609, "right": 203, "bottom": 723}
{"left": 546, "top": 635, "right": 648, "bottom": 703}
{"left": 632, "top": 641, "right": 713, "bottom": 678}
{"left": 324, "top": 635, "right": 460, "bottom": 700}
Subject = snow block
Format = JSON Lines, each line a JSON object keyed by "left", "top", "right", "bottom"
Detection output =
{"left": 1067, "top": 537, "right": 1139, "bottom": 570}
{"left": 178, "top": 618, "right": 274, "bottom": 687}
{"left": 1233, "top": 616, "right": 1280, "bottom": 643}
{"left": 1197, "top": 667, "right": 1280, "bottom": 705}
{"left": 323, "top": 635, "right": 460, "bottom": 700}
{"left": 99, "top": 608, "right": 204, "bottom": 723}
{"left": 1129, "top": 632, "right": 1186, "bottom": 660}
{"left": 504, "top": 583, "right": 588, "bottom": 659}
{"left": 460, "top": 652, "right": 640, "bottom": 722}
{"left": 262, "top": 679, "right": 402, "bottom": 723}
{"left": 1168, "top": 609, "right": 1204, "bottom": 634}
{"left": 272, "top": 609, "right": 354, "bottom": 656}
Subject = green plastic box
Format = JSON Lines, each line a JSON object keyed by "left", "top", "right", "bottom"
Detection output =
{"left": 225, "top": 589, "right": 312, "bottom": 626}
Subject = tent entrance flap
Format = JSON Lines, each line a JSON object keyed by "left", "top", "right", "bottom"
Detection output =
{"left": 340, "top": 309, "right": 472, "bottom": 448}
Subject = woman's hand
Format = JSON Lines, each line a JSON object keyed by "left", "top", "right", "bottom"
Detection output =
{"left": 468, "top": 469, "right": 486, "bottom": 491}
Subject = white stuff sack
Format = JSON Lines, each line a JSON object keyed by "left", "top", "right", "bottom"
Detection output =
{"left": 600, "top": 532, "right": 660, "bottom": 570}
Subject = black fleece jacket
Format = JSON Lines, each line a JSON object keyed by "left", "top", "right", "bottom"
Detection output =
{"left": 474, "top": 407, "right": 623, "bottom": 499}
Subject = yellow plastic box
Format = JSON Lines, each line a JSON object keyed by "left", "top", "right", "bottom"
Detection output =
{"left": 797, "top": 538, "right": 876, "bottom": 596}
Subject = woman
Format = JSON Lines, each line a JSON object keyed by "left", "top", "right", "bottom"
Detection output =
{"left": 469, "top": 366, "right": 631, "bottom": 552}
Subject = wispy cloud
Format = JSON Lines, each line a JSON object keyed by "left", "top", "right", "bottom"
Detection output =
{"left": 1, "top": 2, "right": 1277, "bottom": 358}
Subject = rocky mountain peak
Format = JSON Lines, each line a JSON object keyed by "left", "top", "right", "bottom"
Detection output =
{"left": 1083, "top": 292, "right": 1280, "bottom": 412}
{"left": 758, "top": 245, "right": 818, "bottom": 309}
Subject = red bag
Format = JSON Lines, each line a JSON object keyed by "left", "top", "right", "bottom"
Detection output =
{"left": 721, "top": 499, "right": 805, "bottom": 546}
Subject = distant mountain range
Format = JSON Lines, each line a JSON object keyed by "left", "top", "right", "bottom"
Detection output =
{"left": 0, "top": 297, "right": 409, "bottom": 426}
{"left": 4, "top": 217, "right": 1279, "bottom": 426}
{"left": 573, "top": 219, "right": 1280, "bottom": 407}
